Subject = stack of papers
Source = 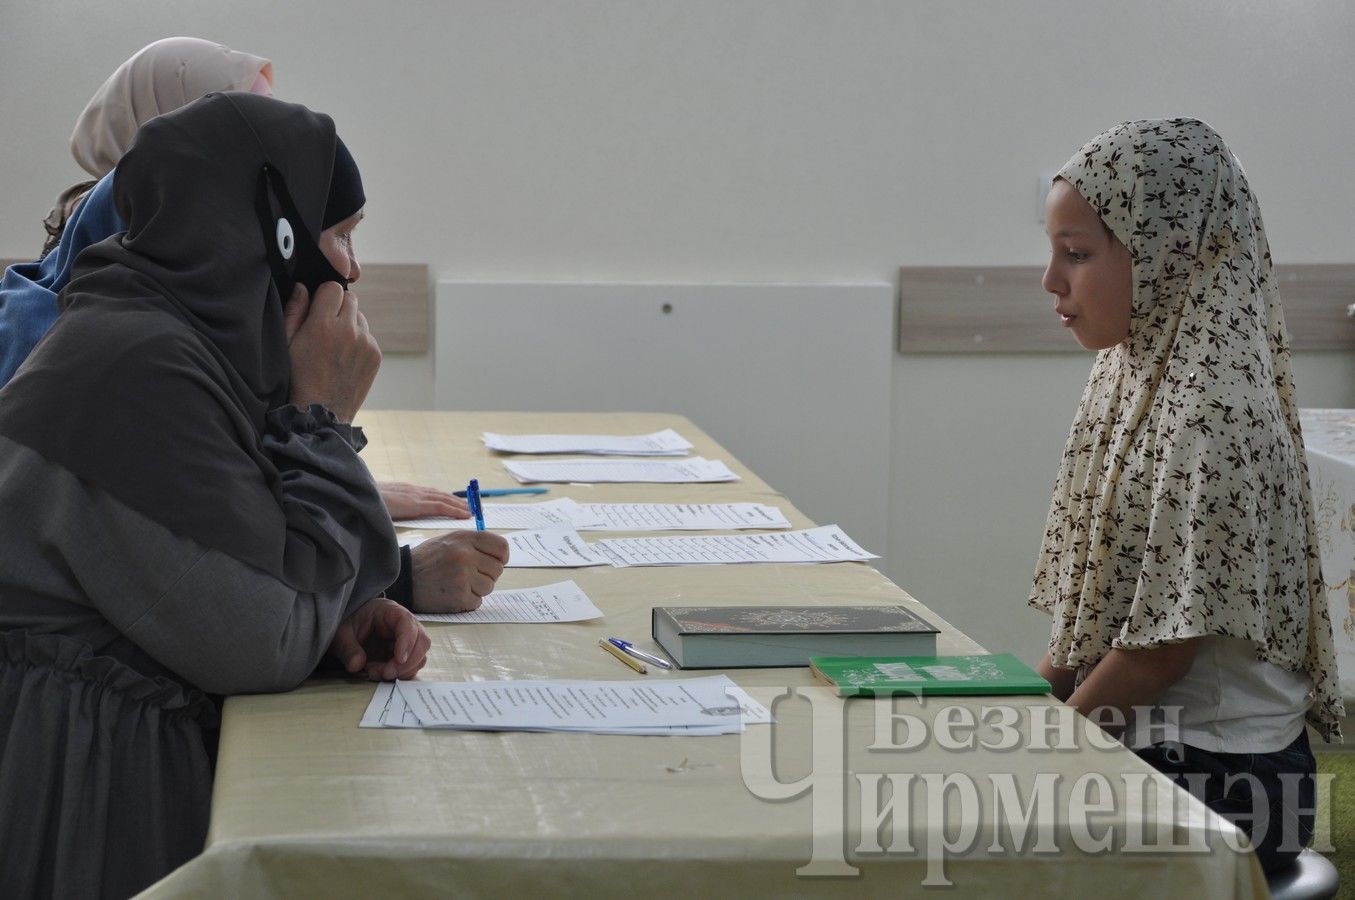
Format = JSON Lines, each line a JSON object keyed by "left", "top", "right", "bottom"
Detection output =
{"left": 397, "top": 500, "right": 791, "bottom": 533}
{"left": 575, "top": 502, "right": 790, "bottom": 531}
{"left": 407, "top": 525, "right": 874, "bottom": 568}
{"left": 594, "top": 525, "right": 877, "bottom": 567}
{"left": 395, "top": 498, "right": 604, "bottom": 531}
{"left": 483, "top": 429, "right": 693, "bottom": 456}
{"left": 506, "top": 527, "right": 612, "bottom": 567}
{"left": 417, "top": 581, "right": 602, "bottom": 623}
{"left": 504, "top": 457, "right": 738, "bottom": 484}
{"left": 361, "top": 675, "right": 772, "bottom": 735}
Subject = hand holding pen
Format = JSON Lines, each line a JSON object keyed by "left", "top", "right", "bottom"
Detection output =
{"left": 401, "top": 479, "right": 508, "bottom": 614}
{"left": 406, "top": 530, "right": 508, "bottom": 613}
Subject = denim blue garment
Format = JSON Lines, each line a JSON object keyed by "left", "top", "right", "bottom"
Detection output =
{"left": 1136, "top": 730, "right": 1317, "bottom": 874}
{"left": 0, "top": 173, "right": 123, "bottom": 387}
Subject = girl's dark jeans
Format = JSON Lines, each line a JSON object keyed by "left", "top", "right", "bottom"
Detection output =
{"left": 1135, "top": 729, "right": 1316, "bottom": 874}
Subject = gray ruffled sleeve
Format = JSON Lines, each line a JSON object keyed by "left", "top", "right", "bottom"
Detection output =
{"left": 261, "top": 403, "right": 399, "bottom": 599}
{"left": 0, "top": 426, "right": 396, "bottom": 696}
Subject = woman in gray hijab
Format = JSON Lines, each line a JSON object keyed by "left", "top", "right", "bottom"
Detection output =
{"left": 0, "top": 93, "right": 432, "bottom": 899}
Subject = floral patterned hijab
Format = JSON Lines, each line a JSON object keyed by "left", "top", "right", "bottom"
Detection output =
{"left": 1029, "top": 117, "right": 1343, "bottom": 740}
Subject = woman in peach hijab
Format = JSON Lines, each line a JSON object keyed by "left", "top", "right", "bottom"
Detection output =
{"left": 1, "top": 38, "right": 274, "bottom": 390}
{"left": 45, "top": 36, "right": 274, "bottom": 254}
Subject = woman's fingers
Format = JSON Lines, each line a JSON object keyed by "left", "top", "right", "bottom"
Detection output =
{"left": 283, "top": 283, "right": 311, "bottom": 342}
{"left": 285, "top": 284, "right": 380, "bottom": 421}
{"left": 362, "top": 600, "right": 430, "bottom": 681}
{"left": 327, "top": 619, "right": 366, "bottom": 673}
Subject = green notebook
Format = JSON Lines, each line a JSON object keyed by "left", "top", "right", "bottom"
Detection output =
{"left": 810, "top": 653, "right": 1051, "bottom": 697}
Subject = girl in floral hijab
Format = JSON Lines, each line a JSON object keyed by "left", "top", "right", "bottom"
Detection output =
{"left": 1031, "top": 117, "right": 1341, "bottom": 873}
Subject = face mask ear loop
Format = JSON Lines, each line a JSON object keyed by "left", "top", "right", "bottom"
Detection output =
{"left": 256, "top": 164, "right": 349, "bottom": 300}
{"left": 262, "top": 164, "right": 348, "bottom": 293}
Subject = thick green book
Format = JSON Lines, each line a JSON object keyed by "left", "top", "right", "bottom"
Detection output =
{"left": 652, "top": 605, "right": 939, "bottom": 669}
{"left": 810, "top": 653, "right": 1050, "bottom": 697}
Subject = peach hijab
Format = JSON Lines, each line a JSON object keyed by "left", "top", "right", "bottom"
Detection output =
{"left": 70, "top": 36, "right": 273, "bottom": 177}
{"left": 43, "top": 38, "right": 273, "bottom": 253}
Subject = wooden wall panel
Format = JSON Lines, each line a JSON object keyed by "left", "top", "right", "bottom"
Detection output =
{"left": 898, "top": 266, "right": 1060, "bottom": 353}
{"left": 899, "top": 264, "right": 1355, "bottom": 353}
{"left": 1, "top": 259, "right": 430, "bottom": 354}
{"left": 355, "top": 263, "right": 430, "bottom": 353}
{"left": 1274, "top": 264, "right": 1355, "bottom": 352}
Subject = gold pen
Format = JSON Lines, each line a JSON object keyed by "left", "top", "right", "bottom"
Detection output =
{"left": 598, "top": 638, "right": 647, "bottom": 674}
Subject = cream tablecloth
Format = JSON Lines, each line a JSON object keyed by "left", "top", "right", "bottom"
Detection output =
{"left": 139, "top": 412, "right": 1265, "bottom": 898}
{"left": 1302, "top": 409, "right": 1355, "bottom": 703}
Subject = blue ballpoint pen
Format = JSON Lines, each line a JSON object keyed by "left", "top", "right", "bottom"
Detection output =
{"left": 607, "top": 638, "right": 673, "bottom": 670}
{"left": 466, "top": 479, "right": 485, "bottom": 531}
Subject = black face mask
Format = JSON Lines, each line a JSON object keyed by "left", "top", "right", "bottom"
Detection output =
{"left": 255, "top": 163, "right": 348, "bottom": 298}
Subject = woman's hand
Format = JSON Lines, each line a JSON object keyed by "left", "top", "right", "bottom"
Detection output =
{"left": 410, "top": 531, "right": 510, "bottom": 613}
{"left": 379, "top": 481, "right": 471, "bottom": 520}
{"left": 328, "top": 597, "right": 431, "bottom": 681}
{"left": 284, "top": 282, "right": 381, "bottom": 422}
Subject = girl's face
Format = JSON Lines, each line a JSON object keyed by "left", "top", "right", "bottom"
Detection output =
{"left": 1041, "top": 179, "right": 1133, "bottom": 350}
{"left": 318, "top": 210, "right": 363, "bottom": 284}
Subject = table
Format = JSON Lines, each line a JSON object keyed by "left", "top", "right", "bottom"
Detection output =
{"left": 140, "top": 412, "right": 1265, "bottom": 898}
{"left": 1302, "top": 409, "right": 1355, "bottom": 703}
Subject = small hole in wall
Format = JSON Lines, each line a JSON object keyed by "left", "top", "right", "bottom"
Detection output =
{"left": 661, "top": 303, "right": 673, "bottom": 314}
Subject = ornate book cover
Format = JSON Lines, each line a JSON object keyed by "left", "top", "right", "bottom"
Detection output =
{"left": 652, "top": 605, "right": 940, "bottom": 669}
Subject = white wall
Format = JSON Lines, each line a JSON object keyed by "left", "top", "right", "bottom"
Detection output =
{"left": 2, "top": 1, "right": 1352, "bottom": 659}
